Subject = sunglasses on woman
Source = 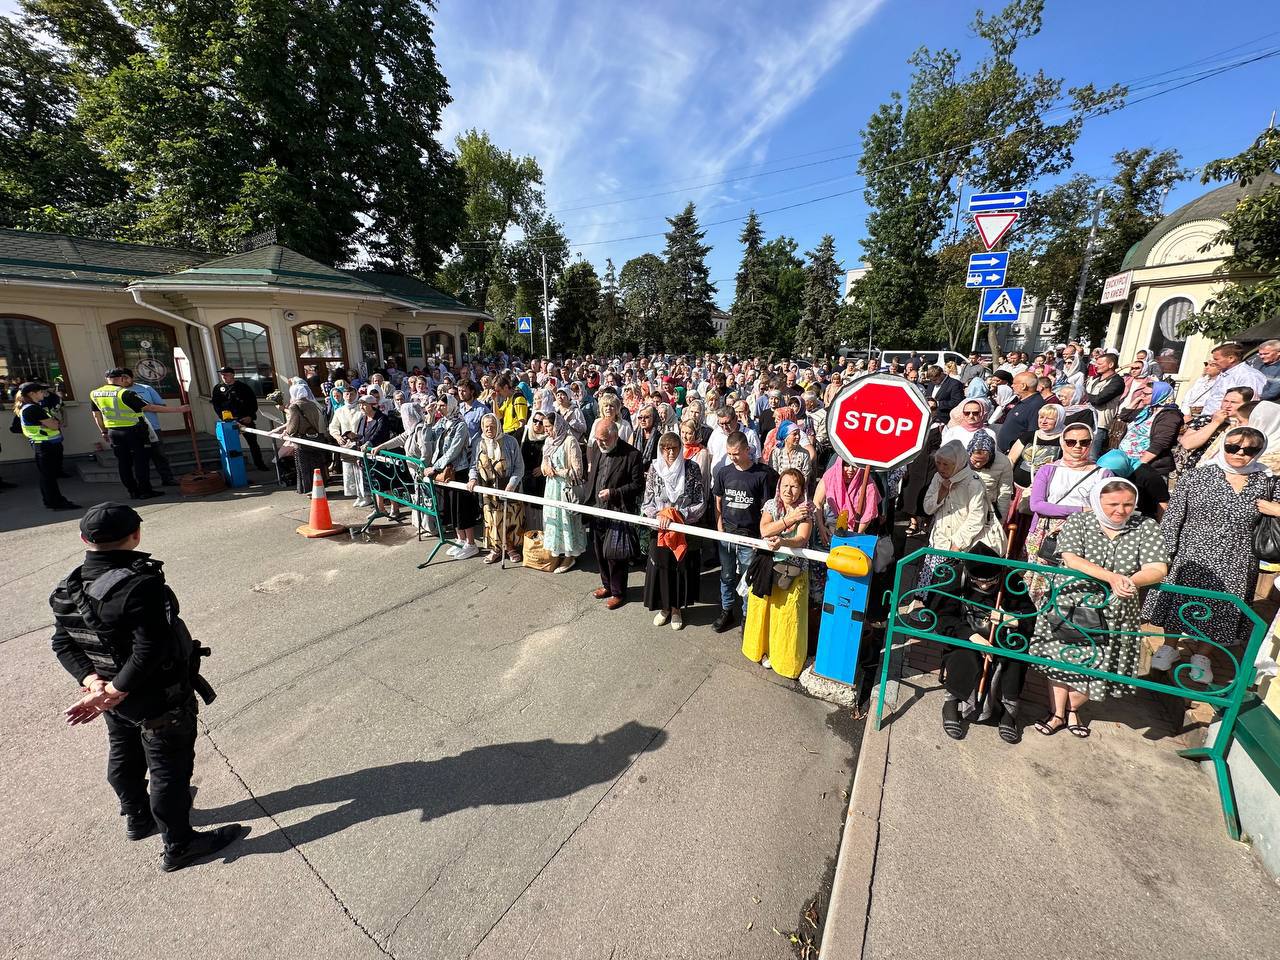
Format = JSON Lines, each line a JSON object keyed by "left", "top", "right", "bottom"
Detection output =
{"left": 1061, "top": 438, "right": 1090, "bottom": 448}
{"left": 1223, "top": 442, "right": 1263, "bottom": 456}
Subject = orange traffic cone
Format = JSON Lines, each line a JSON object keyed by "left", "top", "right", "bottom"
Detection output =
{"left": 297, "top": 469, "right": 347, "bottom": 538}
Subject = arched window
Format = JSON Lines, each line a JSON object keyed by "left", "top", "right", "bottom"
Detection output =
{"left": 107, "top": 320, "right": 180, "bottom": 398}
{"left": 426, "top": 331, "right": 455, "bottom": 358}
{"left": 217, "top": 319, "right": 277, "bottom": 397}
{"left": 1150, "top": 298, "right": 1193, "bottom": 375}
{"left": 0, "top": 314, "right": 74, "bottom": 399}
{"left": 380, "top": 328, "right": 404, "bottom": 366}
{"left": 294, "top": 322, "right": 348, "bottom": 379}
{"left": 358, "top": 324, "right": 379, "bottom": 365}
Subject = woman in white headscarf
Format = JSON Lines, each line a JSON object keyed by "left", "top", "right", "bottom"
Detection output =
{"left": 1028, "top": 478, "right": 1169, "bottom": 737}
{"left": 541, "top": 411, "right": 587, "bottom": 572}
{"left": 468, "top": 412, "right": 525, "bottom": 564}
{"left": 553, "top": 386, "right": 587, "bottom": 440}
{"left": 373, "top": 400, "right": 436, "bottom": 533}
{"left": 641, "top": 431, "right": 706, "bottom": 630}
{"left": 918, "top": 439, "right": 1004, "bottom": 587}
{"left": 1143, "top": 425, "right": 1280, "bottom": 683}
{"left": 425, "top": 395, "right": 480, "bottom": 559}
{"left": 273, "top": 382, "right": 327, "bottom": 494}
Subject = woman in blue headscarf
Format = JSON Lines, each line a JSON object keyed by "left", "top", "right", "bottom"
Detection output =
{"left": 1116, "top": 380, "right": 1182, "bottom": 475}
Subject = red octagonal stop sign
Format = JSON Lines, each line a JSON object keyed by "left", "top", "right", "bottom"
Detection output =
{"left": 825, "top": 374, "right": 931, "bottom": 470}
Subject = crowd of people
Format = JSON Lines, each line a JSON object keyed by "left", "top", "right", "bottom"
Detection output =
{"left": 8, "top": 337, "right": 1280, "bottom": 742}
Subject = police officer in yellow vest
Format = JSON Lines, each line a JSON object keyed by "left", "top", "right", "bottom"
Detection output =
{"left": 90, "top": 368, "right": 189, "bottom": 500}
{"left": 15, "top": 381, "right": 79, "bottom": 511}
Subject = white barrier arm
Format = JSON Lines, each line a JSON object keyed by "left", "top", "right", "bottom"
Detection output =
{"left": 243, "top": 427, "right": 834, "bottom": 563}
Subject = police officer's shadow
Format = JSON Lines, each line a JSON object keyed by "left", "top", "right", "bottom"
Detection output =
{"left": 196, "top": 721, "right": 667, "bottom": 859}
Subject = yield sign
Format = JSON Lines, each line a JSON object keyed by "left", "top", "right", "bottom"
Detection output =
{"left": 973, "top": 211, "right": 1019, "bottom": 251}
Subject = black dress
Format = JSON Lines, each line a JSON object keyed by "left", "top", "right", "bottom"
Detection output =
{"left": 521, "top": 433, "right": 547, "bottom": 529}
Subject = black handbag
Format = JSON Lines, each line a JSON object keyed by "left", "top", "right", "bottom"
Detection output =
{"left": 602, "top": 521, "right": 638, "bottom": 561}
{"left": 1253, "top": 514, "right": 1280, "bottom": 563}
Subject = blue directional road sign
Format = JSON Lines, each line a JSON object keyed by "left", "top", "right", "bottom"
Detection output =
{"left": 967, "top": 190, "right": 1029, "bottom": 212}
{"left": 965, "top": 250, "right": 1009, "bottom": 288}
{"left": 980, "top": 287, "right": 1024, "bottom": 323}
{"left": 517, "top": 316, "right": 533, "bottom": 335}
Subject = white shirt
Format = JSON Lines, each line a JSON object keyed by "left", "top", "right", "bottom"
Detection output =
{"left": 1201, "top": 362, "right": 1267, "bottom": 415}
{"left": 708, "top": 426, "right": 762, "bottom": 479}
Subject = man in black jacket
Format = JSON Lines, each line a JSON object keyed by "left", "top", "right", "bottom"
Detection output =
{"left": 585, "top": 420, "right": 643, "bottom": 609}
{"left": 210, "top": 366, "right": 268, "bottom": 471}
{"left": 995, "top": 372, "right": 1046, "bottom": 453}
{"left": 922, "top": 365, "right": 964, "bottom": 423}
{"left": 49, "top": 502, "right": 244, "bottom": 872}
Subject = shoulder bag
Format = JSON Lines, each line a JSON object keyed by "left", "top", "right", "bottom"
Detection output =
{"left": 1253, "top": 513, "right": 1280, "bottom": 563}
{"left": 1036, "top": 466, "right": 1102, "bottom": 566}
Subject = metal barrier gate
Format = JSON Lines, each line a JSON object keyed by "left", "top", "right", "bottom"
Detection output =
{"left": 875, "top": 546, "right": 1269, "bottom": 840}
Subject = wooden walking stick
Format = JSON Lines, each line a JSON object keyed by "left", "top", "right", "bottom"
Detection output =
{"left": 976, "top": 487, "right": 1023, "bottom": 706}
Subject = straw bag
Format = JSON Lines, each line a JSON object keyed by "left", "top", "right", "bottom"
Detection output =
{"left": 521, "top": 530, "right": 559, "bottom": 572}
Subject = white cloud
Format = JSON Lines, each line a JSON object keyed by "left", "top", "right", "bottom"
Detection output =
{"left": 434, "top": 0, "right": 885, "bottom": 258}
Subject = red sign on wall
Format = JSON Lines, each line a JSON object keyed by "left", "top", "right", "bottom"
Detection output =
{"left": 825, "top": 375, "right": 931, "bottom": 470}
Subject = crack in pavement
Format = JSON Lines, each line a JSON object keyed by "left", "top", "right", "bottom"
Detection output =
{"left": 1, "top": 622, "right": 53, "bottom": 645}
{"left": 462, "top": 666, "right": 717, "bottom": 960}
{"left": 199, "top": 718, "right": 396, "bottom": 959}
{"left": 384, "top": 819, "right": 487, "bottom": 951}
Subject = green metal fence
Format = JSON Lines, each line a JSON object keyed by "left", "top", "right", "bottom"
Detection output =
{"left": 357, "top": 450, "right": 459, "bottom": 566}
{"left": 875, "top": 546, "right": 1269, "bottom": 841}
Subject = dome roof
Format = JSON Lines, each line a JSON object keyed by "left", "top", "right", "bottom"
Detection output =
{"left": 1121, "top": 170, "right": 1280, "bottom": 270}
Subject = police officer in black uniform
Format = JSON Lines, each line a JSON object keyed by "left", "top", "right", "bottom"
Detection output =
{"left": 210, "top": 366, "right": 268, "bottom": 471}
{"left": 50, "top": 502, "right": 244, "bottom": 872}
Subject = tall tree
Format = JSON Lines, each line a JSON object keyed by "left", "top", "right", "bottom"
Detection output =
{"left": 551, "top": 260, "right": 601, "bottom": 355}
{"left": 658, "top": 202, "right": 717, "bottom": 352}
{"left": 593, "top": 258, "right": 631, "bottom": 355}
{"left": 797, "top": 235, "right": 842, "bottom": 357}
{"left": 760, "top": 235, "right": 806, "bottom": 354}
{"left": 1184, "top": 129, "right": 1280, "bottom": 340}
{"left": 619, "top": 253, "right": 666, "bottom": 350}
{"left": 0, "top": 10, "right": 129, "bottom": 232}
{"left": 851, "top": 0, "right": 1124, "bottom": 353}
{"left": 726, "top": 211, "right": 773, "bottom": 356}
{"left": 438, "top": 129, "right": 547, "bottom": 310}
{"left": 22, "top": 0, "right": 465, "bottom": 271}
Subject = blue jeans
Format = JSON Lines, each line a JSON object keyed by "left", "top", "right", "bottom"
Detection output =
{"left": 718, "top": 541, "right": 755, "bottom": 616}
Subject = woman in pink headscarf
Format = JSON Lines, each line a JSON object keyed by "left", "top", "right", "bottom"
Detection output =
{"left": 814, "top": 459, "right": 882, "bottom": 542}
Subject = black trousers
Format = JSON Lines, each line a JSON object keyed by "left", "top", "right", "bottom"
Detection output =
{"left": 107, "top": 425, "right": 154, "bottom": 496}
{"left": 103, "top": 696, "right": 198, "bottom": 846}
{"left": 943, "top": 647, "right": 1027, "bottom": 711}
{"left": 148, "top": 439, "right": 176, "bottom": 484}
{"left": 592, "top": 524, "right": 628, "bottom": 599}
{"left": 33, "top": 441, "right": 66, "bottom": 506}
{"left": 241, "top": 420, "right": 268, "bottom": 470}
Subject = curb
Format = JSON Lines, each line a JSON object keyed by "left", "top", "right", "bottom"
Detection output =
{"left": 819, "top": 688, "right": 893, "bottom": 959}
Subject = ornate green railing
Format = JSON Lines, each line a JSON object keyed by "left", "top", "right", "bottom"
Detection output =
{"left": 357, "top": 450, "right": 459, "bottom": 566}
{"left": 875, "top": 546, "right": 1269, "bottom": 841}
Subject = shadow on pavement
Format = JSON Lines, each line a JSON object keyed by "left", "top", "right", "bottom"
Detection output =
{"left": 199, "top": 721, "right": 667, "bottom": 859}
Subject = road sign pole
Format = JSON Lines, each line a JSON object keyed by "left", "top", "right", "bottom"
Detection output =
{"left": 970, "top": 295, "right": 984, "bottom": 353}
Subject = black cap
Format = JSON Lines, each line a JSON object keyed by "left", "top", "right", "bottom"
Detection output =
{"left": 18, "top": 381, "right": 51, "bottom": 395}
{"left": 218, "top": 366, "right": 235, "bottom": 374}
{"left": 80, "top": 501, "right": 143, "bottom": 544}
{"left": 105, "top": 367, "right": 131, "bottom": 379}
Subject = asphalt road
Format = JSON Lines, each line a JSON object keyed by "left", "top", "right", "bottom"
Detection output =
{"left": 0, "top": 474, "right": 859, "bottom": 960}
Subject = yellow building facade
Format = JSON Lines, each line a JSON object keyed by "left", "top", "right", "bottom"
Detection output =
{"left": 0, "top": 230, "right": 488, "bottom": 463}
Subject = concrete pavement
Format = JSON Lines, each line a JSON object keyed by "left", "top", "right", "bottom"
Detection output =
{"left": 824, "top": 660, "right": 1279, "bottom": 960}
{"left": 0, "top": 474, "right": 859, "bottom": 959}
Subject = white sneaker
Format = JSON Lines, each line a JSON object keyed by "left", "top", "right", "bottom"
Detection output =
{"left": 354, "top": 498, "right": 372, "bottom": 508}
{"left": 445, "top": 544, "right": 462, "bottom": 558}
{"left": 761, "top": 655, "right": 772, "bottom": 670}
{"left": 670, "top": 610, "right": 684, "bottom": 631}
{"left": 1150, "top": 644, "right": 1181, "bottom": 672}
{"left": 1188, "top": 654, "right": 1214, "bottom": 685}
{"left": 455, "top": 543, "right": 480, "bottom": 560}
{"left": 653, "top": 611, "right": 670, "bottom": 627}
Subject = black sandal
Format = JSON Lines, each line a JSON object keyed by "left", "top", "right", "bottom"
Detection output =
{"left": 998, "top": 708, "right": 1021, "bottom": 744}
{"left": 942, "top": 700, "right": 965, "bottom": 740}
{"left": 1035, "top": 713, "right": 1066, "bottom": 736}
{"left": 1066, "top": 710, "right": 1090, "bottom": 739}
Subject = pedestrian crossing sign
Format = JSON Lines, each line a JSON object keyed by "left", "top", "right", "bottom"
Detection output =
{"left": 980, "top": 287, "right": 1023, "bottom": 323}
{"left": 517, "top": 316, "right": 533, "bottom": 335}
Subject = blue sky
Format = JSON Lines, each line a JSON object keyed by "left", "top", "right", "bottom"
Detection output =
{"left": 433, "top": 0, "right": 1280, "bottom": 305}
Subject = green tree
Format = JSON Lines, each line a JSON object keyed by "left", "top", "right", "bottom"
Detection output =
{"left": 1185, "top": 129, "right": 1280, "bottom": 339}
{"left": 797, "top": 234, "right": 843, "bottom": 357}
{"left": 619, "top": 253, "right": 665, "bottom": 349}
{"left": 852, "top": 0, "right": 1124, "bottom": 353}
{"left": 726, "top": 211, "right": 773, "bottom": 356}
{"left": 438, "top": 128, "right": 547, "bottom": 310}
{"left": 0, "top": 10, "right": 129, "bottom": 232}
{"left": 760, "top": 235, "right": 806, "bottom": 354}
{"left": 23, "top": 0, "right": 464, "bottom": 271}
{"left": 551, "top": 259, "right": 601, "bottom": 355}
{"left": 658, "top": 202, "right": 717, "bottom": 352}
{"left": 593, "top": 258, "right": 631, "bottom": 355}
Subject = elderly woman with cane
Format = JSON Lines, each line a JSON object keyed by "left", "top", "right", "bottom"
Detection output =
{"left": 468, "top": 412, "right": 525, "bottom": 565}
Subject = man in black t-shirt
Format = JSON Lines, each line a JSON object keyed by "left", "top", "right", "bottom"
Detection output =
{"left": 711, "top": 432, "right": 776, "bottom": 632}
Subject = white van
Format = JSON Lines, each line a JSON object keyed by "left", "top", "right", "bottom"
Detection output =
{"left": 878, "top": 349, "right": 970, "bottom": 371}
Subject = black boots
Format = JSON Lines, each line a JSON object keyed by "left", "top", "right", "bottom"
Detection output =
{"left": 161, "top": 824, "right": 246, "bottom": 873}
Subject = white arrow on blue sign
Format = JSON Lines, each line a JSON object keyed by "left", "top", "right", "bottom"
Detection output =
{"left": 517, "top": 316, "right": 533, "bottom": 334}
{"left": 965, "top": 250, "right": 1008, "bottom": 288}
{"left": 967, "top": 191, "right": 1029, "bottom": 212}
{"left": 980, "top": 287, "right": 1024, "bottom": 323}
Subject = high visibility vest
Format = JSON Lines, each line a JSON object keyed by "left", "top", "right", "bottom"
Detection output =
{"left": 20, "top": 403, "right": 61, "bottom": 443}
{"left": 90, "top": 384, "right": 143, "bottom": 428}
